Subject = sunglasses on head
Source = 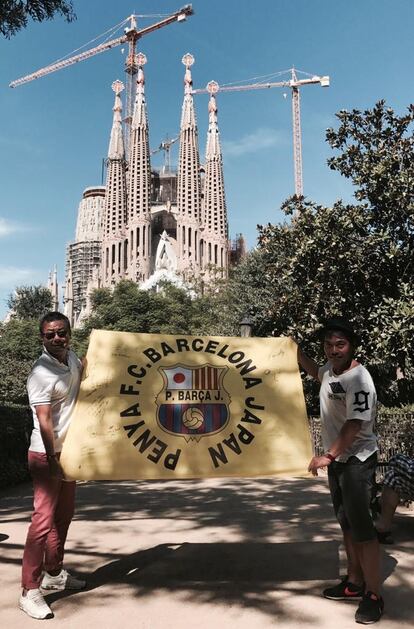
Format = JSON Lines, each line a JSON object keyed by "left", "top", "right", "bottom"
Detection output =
{"left": 42, "top": 329, "right": 68, "bottom": 340}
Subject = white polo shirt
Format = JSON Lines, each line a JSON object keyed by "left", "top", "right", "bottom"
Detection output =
{"left": 27, "top": 348, "right": 82, "bottom": 453}
{"left": 318, "top": 362, "right": 378, "bottom": 462}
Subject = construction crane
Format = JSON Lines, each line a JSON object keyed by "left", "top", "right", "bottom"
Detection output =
{"left": 9, "top": 5, "right": 194, "bottom": 153}
{"left": 150, "top": 135, "right": 179, "bottom": 172}
{"left": 192, "top": 68, "right": 329, "bottom": 197}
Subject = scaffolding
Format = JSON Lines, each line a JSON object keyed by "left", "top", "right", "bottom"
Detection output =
{"left": 65, "top": 240, "right": 102, "bottom": 315}
{"left": 228, "top": 233, "right": 247, "bottom": 266}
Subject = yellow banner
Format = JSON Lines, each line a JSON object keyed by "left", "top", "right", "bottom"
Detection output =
{"left": 60, "top": 330, "right": 312, "bottom": 480}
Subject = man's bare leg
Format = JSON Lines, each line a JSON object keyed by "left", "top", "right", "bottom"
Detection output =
{"left": 343, "top": 530, "right": 364, "bottom": 585}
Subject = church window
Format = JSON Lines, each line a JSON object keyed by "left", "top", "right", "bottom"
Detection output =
{"left": 111, "top": 244, "right": 115, "bottom": 275}
{"left": 124, "top": 239, "right": 128, "bottom": 271}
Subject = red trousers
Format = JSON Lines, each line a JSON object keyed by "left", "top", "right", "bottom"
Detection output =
{"left": 21, "top": 451, "right": 76, "bottom": 590}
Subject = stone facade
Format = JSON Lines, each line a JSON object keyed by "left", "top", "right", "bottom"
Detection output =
{"left": 64, "top": 54, "right": 229, "bottom": 327}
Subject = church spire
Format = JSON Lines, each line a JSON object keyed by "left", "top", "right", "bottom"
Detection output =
{"left": 177, "top": 53, "right": 202, "bottom": 273}
{"left": 63, "top": 258, "right": 73, "bottom": 326}
{"left": 102, "top": 80, "right": 128, "bottom": 286}
{"left": 108, "top": 79, "right": 125, "bottom": 159}
{"left": 203, "top": 81, "right": 228, "bottom": 273}
{"left": 127, "top": 52, "right": 151, "bottom": 281}
{"left": 48, "top": 265, "right": 59, "bottom": 310}
{"left": 205, "top": 83, "right": 222, "bottom": 160}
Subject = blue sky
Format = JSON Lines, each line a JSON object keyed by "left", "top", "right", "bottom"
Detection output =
{"left": 0, "top": 0, "right": 413, "bottom": 317}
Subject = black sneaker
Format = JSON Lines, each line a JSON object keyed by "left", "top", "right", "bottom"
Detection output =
{"left": 323, "top": 576, "right": 364, "bottom": 600}
{"left": 355, "top": 591, "right": 384, "bottom": 624}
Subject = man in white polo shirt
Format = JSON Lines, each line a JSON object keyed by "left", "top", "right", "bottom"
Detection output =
{"left": 19, "top": 312, "right": 85, "bottom": 620}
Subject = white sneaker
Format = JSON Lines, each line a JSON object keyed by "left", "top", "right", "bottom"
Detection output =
{"left": 19, "top": 588, "right": 53, "bottom": 619}
{"left": 41, "top": 568, "right": 86, "bottom": 592}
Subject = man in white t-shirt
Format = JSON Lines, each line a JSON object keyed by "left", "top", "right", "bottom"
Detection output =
{"left": 298, "top": 318, "right": 383, "bottom": 625}
{"left": 19, "top": 312, "right": 86, "bottom": 620}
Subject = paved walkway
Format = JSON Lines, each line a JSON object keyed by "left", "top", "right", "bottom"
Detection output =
{"left": 0, "top": 476, "right": 413, "bottom": 628}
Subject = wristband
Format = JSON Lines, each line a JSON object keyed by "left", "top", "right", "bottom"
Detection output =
{"left": 324, "top": 452, "right": 335, "bottom": 463}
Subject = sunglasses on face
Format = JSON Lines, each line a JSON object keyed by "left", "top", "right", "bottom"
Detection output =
{"left": 42, "top": 329, "right": 68, "bottom": 340}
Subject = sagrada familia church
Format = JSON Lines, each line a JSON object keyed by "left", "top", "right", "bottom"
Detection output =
{"left": 58, "top": 53, "right": 238, "bottom": 328}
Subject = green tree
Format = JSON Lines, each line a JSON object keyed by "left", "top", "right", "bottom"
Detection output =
{"left": 227, "top": 101, "right": 414, "bottom": 406}
{"left": 148, "top": 282, "right": 194, "bottom": 335}
{"left": 186, "top": 266, "right": 240, "bottom": 337}
{"left": 72, "top": 277, "right": 242, "bottom": 356}
{"left": 72, "top": 281, "right": 195, "bottom": 356}
{"left": 325, "top": 101, "right": 414, "bottom": 384}
{"left": 8, "top": 285, "right": 52, "bottom": 319}
{"left": 0, "top": 0, "right": 75, "bottom": 38}
{"left": 0, "top": 318, "right": 40, "bottom": 404}
{"left": 326, "top": 101, "right": 414, "bottom": 240}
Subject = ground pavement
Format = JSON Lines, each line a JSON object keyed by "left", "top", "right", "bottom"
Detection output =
{"left": 0, "top": 476, "right": 413, "bottom": 628}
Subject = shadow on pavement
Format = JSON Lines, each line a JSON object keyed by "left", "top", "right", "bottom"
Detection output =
{"left": 126, "top": 541, "right": 340, "bottom": 584}
{"left": 43, "top": 539, "right": 340, "bottom": 625}
{"left": 1, "top": 477, "right": 413, "bottom": 626}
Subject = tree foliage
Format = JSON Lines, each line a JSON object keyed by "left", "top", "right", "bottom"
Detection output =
{"left": 8, "top": 285, "right": 52, "bottom": 320}
{"left": 0, "top": 318, "right": 40, "bottom": 404}
{"left": 326, "top": 101, "right": 414, "bottom": 238}
{"left": 71, "top": 279, "right": 236, "bottom": 357}
{"left": 0, "top": 0, "right": 75, "bottom": 38}
{"left": 225, "top": 101, "right": 414, "bottom": 406}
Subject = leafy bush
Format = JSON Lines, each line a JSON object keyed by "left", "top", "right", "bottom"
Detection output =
{"left": 0, "top": 404, "right": 32, "bottom": 488}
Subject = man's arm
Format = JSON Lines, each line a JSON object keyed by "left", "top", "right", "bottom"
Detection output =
{"left": 297, "top": 344, "right": 320, "bottom": 380}
{"left": 308, "top": 418, "right": 362, "bottom": 475}
{"left": 35, "top": 404, "right": 64, "bottom": 479}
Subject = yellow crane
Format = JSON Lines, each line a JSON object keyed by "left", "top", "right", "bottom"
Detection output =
{"left": 192, "top": 68, "right": 329, "bottom": 197}
{"left": 9, "top": 5, "right": 194, "bottom": 153}
{"left": 151, "top": 135, "right": 180, "bottom": 173}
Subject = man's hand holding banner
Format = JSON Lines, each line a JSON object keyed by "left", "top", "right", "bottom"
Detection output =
{"left": 60, "top": 330, "right": 312, "bottom": 480}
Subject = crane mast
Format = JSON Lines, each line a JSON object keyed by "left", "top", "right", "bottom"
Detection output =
{"left": 291, "top": 69, "right": 303, "bottom": 197}
{"left": 151, "top": 135, "right": 179, "bottom": 173}
{"left": 192, "top": 68, "right": 329, "bottom": 197}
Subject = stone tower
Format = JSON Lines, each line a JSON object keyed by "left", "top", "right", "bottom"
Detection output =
{"left": 101, "top": 79, "right": 127, "bottom": 286}
{"left": 202, "top": 81, "right": 229, "bottom": 274}
{"left": 176, "top": 53, "right": 202, "bottom": 276}
{"left": 126, "top": 53, "right": 152, "bottom": 282}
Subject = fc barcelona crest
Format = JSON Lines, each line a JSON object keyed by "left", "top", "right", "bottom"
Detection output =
{"left": 156, "top": 364, "right": 231, "bottom": 440}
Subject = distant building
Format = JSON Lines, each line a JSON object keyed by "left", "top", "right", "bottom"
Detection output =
{"left": 65, "top": 54, "right": 231, "bottom": 327}
{"left": 229, "top": 233, "right": 247, "bottom": 267}
{"left": 47, "top": 266, "right": 59, "bottom": 311}
{"left": 64, "top": 187, "right": 105, "bottom": 324}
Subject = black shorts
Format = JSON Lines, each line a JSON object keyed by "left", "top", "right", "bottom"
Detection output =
{"left": 328, "top": 452, "right": 377, "bottom": 543}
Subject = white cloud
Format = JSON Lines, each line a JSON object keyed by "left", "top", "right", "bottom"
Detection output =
{"left": 0, "top": 217, "right": 36, "bottom": 237}
{"left": 0, "top": 218, "right": 18, "bottom": 237}
{"left": 0, "top": 266, "right": 40, "bottom": 287}
{"left": 222, "top": 127, "right": 284, "bottom": 157}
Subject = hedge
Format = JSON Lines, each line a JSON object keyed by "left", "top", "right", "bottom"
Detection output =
{"left": 0, "top": 404, "right": 32, "bottom": 488}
